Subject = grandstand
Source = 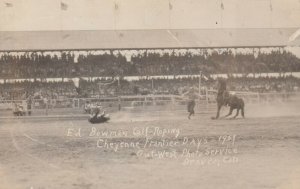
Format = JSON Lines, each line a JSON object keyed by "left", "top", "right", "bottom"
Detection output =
{"left": 1, "top": 28, "right": 300, "bottom": 115}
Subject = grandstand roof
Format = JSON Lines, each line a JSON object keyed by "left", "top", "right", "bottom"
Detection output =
{"left": 0, "top": 28, "right": 300, "bottom": 51}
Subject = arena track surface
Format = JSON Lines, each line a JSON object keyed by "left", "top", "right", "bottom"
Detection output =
{"left": 0, "top": 106, "right": 300, "bottom": 189}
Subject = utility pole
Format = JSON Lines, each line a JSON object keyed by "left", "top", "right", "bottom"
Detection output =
{"left": 198, "top": 71, "right": 202, "bottom": 98}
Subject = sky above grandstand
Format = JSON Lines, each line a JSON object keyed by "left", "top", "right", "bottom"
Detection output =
{"left": 0, "top": 0, "right": 300, "bottom": 56}
{"left": 0, "top": 0, "right": 300, "bottom": 31}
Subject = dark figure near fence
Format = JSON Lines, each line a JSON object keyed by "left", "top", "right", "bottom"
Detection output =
{"left": 26, "top": 95, "right": 32, "bottom": 116}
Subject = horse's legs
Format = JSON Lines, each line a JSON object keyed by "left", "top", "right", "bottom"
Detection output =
{"left": 241, "top": 106, "right": 245, "bottom": 118}
{"left": 233, "top": 108, "right": 240, "bottom": 118}
{"left": 188, "top": 108, "right": 195, "bottom": 119}
{"left": 188, "top": 112, "right": 192, "bottom": 119}
{"left": 215, "top": 104, "right": 222, "bottom": 119}
{"left": 225, "top": 107, "right": 233, "bottom": 117}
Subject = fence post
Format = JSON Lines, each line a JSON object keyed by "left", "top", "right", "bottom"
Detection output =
{"left": 45, "top": 99, "right": 48, "bottom": 116}
{"left": 118, "top": 96, "right": 121, "bottom": 111}
{"left": 205, "top": 87, "right": 209, "bottom": 106}
{"left": 171, "top": 95, "right": 175, "bottom": 110}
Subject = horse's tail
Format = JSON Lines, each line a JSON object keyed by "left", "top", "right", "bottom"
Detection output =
{"left": 241, "top": 99, "right": 245, "bottom": 118}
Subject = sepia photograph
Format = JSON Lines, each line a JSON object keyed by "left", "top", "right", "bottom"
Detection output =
{"left": 0, "top": 0, "right": 300, "bottom": 188}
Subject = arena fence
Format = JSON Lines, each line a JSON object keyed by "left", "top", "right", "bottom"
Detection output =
{"left": 1, "top": 92, "right": 300, "bottom": 116}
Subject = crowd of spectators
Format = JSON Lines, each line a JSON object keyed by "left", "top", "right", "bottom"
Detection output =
{"left": 1, "top": 48, "right": 300, "bottom": 100}
{"left": 226, "top": 76, "right": 300, "bottom": 92}
{"left": 0, "top": 81, "right": 76, "bottom": 100}
{"left": 131, "top": 76, "right": 300, "bottom": 95}
{"left": 1, "top": 49, "right": 300, "bottom": 79}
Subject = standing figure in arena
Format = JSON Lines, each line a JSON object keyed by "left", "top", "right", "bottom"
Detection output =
{"left": 182, "top": 87, "right": 198, "bottom": 119}
{"left": 84, "top": 101, "right": 91, "bottom": 114}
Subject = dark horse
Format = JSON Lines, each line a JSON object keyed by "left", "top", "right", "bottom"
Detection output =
{"left": 222, "top": 91, "right": 245, "bottom": 119}
{"left": 212, "top": 79, "right": 245, "bottom": 119}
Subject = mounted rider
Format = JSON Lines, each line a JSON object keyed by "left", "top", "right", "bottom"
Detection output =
{"left": 213, "top": 78, "right": 245, "bottom": 119}
{"left": 212, "top": 78, "right": 227, "bottom": 119}
{"left": 217, "top": 78, "right": 227, "bottom": 100}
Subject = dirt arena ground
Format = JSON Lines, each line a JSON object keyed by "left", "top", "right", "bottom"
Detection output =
{"left": 0, "top": 103, "right": 300, "bottom": 189}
